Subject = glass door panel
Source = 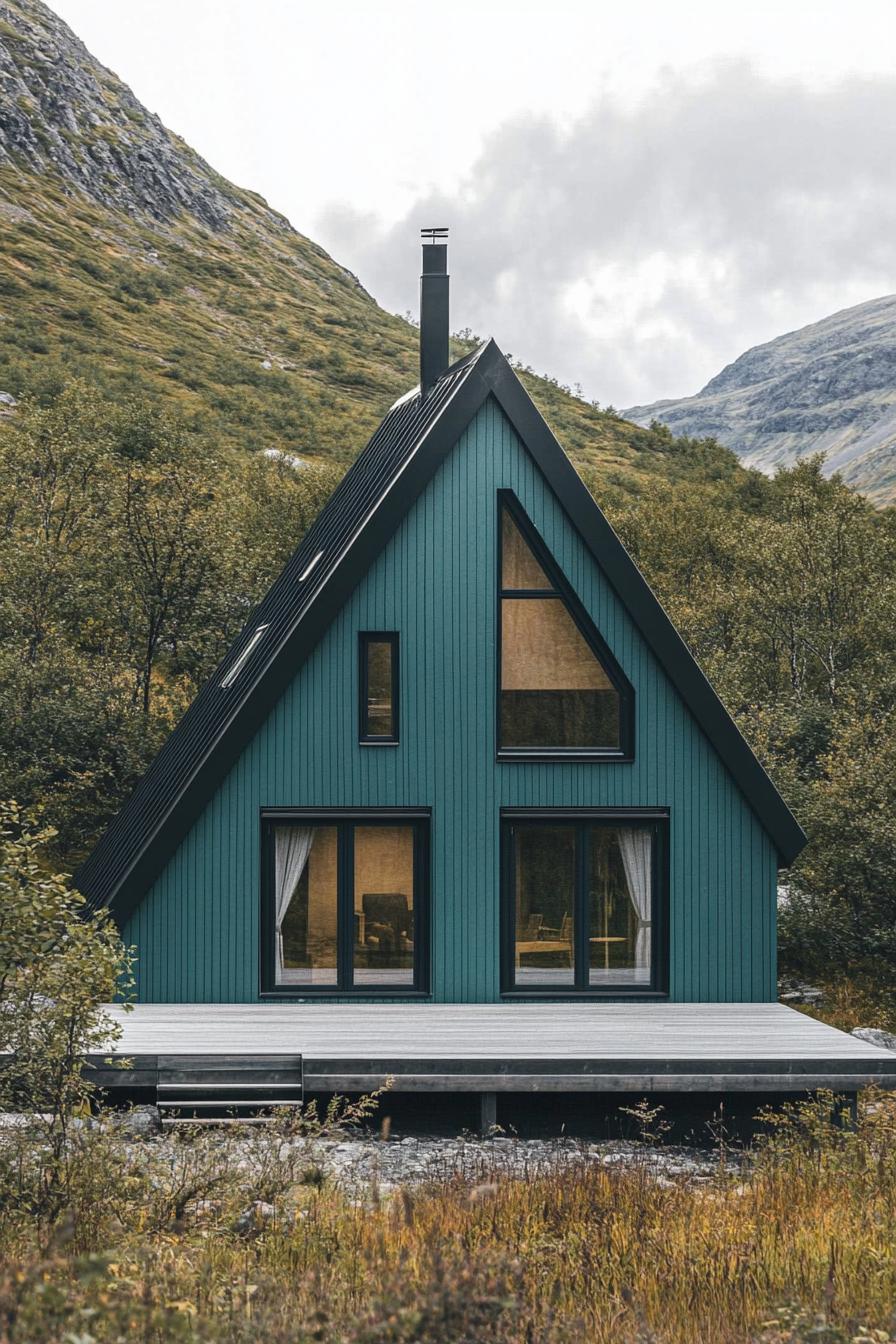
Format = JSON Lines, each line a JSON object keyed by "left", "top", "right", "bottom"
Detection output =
{"left": 513, "top": 824, "right": 576, "bottom": 987}
{"left": 588, "top": 826, "right": 651, "bottom": 987}
{"left": 277, "top": 825, "right": 339, "bottom": 986}
{"left": 352, "top": 825, "right": 416, "bottom": 986}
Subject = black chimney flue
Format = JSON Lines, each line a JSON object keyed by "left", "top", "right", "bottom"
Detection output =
{"left": 420, "top": 227, "right": 449, "bottom": 396}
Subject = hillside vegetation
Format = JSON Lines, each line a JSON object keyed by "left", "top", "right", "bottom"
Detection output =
{"left": 0, "top": 0, "right": 895, "bottom": 1010}
{"left": 0, "top": 0, "right": 736, "bottom": 492}
{"left": 0, "top": 160, "right": 740, "bottom": 489}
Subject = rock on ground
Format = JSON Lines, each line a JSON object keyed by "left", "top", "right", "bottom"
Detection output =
{"left": 111, "top": 1104, "right": 162, "bottom": 1137}
{"left": 778, "top": 980, "right": 824, "bottom": 1005}
{"left": 852, "top": 1027, "right": 896, "bottom": 1053}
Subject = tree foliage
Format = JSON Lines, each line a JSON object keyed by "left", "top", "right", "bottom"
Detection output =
{"left": 0, "top": 801, "right": 132, "bottom": 1226}
{"left": 604, "top": 457, "right": 896, "bottom": 989}
{"left": 1, "top": 380, "right": 895, "bottom": 991}
{"left": 0, "top": 383, "right": 338, "bottom": 856}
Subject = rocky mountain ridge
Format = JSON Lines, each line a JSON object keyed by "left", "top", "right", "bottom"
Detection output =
{"left": 624, "top": 296, "right": 896, "bottom": 505}
{"left": 1, "top": 0, "right": 267, "bottom": 232}
{"left": 0, "top": 0, "right": 745, "bottom": 491}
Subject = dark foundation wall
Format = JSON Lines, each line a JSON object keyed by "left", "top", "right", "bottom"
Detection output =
{"left": 307, "top": 1090, "right": 852, "bottom": 1144}
{"left": 90, "top": 1084, "right": 855, "bottom": 1145}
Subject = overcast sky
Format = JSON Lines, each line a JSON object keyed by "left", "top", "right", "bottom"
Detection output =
{"left": 51, "top": 0, "right": 896, "bottom": 406}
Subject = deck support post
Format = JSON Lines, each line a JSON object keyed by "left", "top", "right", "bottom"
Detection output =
{"left": 478, "top": 1091, "right": 497, "bottom": 1135}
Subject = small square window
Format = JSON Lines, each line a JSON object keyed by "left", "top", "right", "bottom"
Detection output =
{"left": 359, "top": 633, "right": 399, "bottom": 744}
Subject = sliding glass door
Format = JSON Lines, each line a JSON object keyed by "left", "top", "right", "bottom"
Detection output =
{"left": 263, "top": 812, "right": 429, "bottom": 994}
{"left": 503, "top": 813, "right": 665, "bottom": 994}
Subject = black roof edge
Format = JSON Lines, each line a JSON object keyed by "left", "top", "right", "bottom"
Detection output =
{"left": 80, "top": 337, "right": 804, "bottom": 921}
{"left": 79, "top": 345, "right": 497, "bottom": 922}
{"left": 482, "top": 353, "right": 806, "bottom": 866}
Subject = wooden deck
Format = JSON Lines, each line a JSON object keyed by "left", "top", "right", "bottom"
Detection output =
{"left": 99, "top": 1002, "right": 896, "bottom": 1096}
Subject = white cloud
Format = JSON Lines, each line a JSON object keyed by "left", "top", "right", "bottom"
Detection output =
{"left": 316, "top": 64, "right": 896, "bottom": 407}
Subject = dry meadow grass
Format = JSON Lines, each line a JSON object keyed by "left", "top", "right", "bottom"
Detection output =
{"left": 1, "top": 1090, "right": 895, "bottom": 1343}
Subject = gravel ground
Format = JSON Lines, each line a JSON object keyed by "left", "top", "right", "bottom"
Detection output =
{"left": 0, "top": 1110, "right": 739, "bottom": 1196}
{"left": 311, "top": 1133, "right": 733, "bottom": 1191}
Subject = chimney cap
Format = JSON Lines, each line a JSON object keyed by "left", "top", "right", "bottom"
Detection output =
{"left": 421, "top": 226, "right": 449, "bottom": 244}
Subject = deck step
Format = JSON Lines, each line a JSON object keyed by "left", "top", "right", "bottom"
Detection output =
{"left": 163, "top": 1115, "right": 299, "bottom": 1127}
{"left": 155, "top": 1055, "right": 303, "bottom": 1121}
{"left": 158, "top": 1081, "right": 304, "bottom": 1090}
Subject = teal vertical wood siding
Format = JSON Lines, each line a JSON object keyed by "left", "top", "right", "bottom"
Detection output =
{"left": 124, "top": 399, "right": 778, "bottom": 1002}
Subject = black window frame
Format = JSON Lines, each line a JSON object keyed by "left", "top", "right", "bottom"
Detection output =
{"left": 359, "top": 632, "right": 400, "bottom": 745}
{"left": 260, "top": 808, "right": 430, "bottom": 998}
{"left": 496, "top": 491, "right": 634, "bottom": 762}
{"left": 500, "top": 808, "right": 668, "bottom": 999}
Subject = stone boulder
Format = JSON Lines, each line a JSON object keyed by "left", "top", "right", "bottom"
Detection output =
{"left": 851, "top": 1027, "right": 896, "bottom": 1053}
{"left": 112, "top": 1104, "right": 162, "bottom": 1138}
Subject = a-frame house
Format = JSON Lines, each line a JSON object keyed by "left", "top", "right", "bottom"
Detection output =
{"left": 78, "top": 234, "right": 896, "bottom": 1118}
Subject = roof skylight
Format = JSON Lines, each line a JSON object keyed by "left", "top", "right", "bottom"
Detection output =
{"left": 299, "top": 551, "right": 324, "bottom": 582}
{"left": 221, "top": 624, "right": 269, "bottom": 689}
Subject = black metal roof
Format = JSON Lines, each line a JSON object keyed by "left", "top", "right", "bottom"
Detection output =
{"left": 76, "top": 339, "right": 805, "bottom": 918}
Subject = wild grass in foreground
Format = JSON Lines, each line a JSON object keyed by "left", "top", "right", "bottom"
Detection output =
{"left": 1, "top": 1092, "right": 895, "bottom": 1343}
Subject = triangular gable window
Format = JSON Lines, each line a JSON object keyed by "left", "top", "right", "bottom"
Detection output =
{"left": 498, "top": 493, "right": 633, "bottom": 757}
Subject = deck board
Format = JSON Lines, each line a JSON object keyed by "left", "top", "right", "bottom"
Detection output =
{"left": 98, "top": 1003, "right": 896, "bottom": 1094}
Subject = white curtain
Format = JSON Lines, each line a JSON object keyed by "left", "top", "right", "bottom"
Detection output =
{"left": 275, "top": 826, "right": 315, "bottom": 976}
{"left": 618, "top": 828, "right": 652, "bottom": 972}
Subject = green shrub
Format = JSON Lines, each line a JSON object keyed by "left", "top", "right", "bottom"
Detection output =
{"left": 0, "top": 801, "right": 133, "bottom": 1229}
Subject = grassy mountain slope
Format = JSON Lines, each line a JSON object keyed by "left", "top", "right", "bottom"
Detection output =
{"left": 0, "top": 0, "right": 741, "bottom": 489}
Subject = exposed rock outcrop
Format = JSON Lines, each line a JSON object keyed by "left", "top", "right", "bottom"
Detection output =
{"left": 624, "top": 296, "right": 896, "bottom": 506}
{"left": 0, "top": 0, "right": 776, "bottom": 490}
{"left": 0, "top": 0, "right": 265, "bottom": 231}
